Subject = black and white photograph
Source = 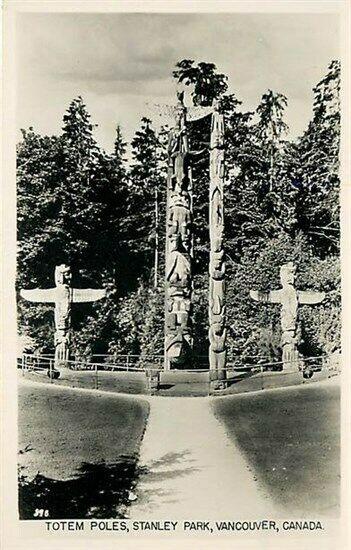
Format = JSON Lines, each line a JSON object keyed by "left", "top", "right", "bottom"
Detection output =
{"left": 1, "top": 1, "right": 350, "bottom": 548}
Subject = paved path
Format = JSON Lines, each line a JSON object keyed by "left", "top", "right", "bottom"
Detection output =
{"left": 130, "top": 396, "right": 277, "bottom": 519}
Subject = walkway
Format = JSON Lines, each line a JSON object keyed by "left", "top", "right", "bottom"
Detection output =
{"left": 130, "top": 396, "right": 277, "bottom": 519}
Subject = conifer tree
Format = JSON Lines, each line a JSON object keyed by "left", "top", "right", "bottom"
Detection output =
{"left": 255, "top": 90, "right": 288, "bottom": 191}
{"left": 17, "top": 129, "right": 63, "bottom": 351}
{"left": 128, "top": 117, "right": 166, "bottom": 283}
{"left": 295, "top": 60, "right": 340, "bottom": 256}
{"left": 17, "top": 98, "right": 129, "bottom": 354}
{"left": 16, "top": 61, "right": 341, "bottom": 362}
{"left": 173, "top": 59, "right": 228, "bottom": 106}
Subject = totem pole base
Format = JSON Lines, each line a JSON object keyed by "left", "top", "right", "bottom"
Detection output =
{"left": 210, "top": 368, "right": 227, "bottom": 391}
{"left": 147, "top": 370, "right": 160, "bottom": 393}
{"left": 47, "top": 369, "right": 61, "bottom": 379}
{"left": 282, "top": 344, "right": 301, "bottom": 371}
{"left": 55, "top": 340, "right": 69, "bottom": 370}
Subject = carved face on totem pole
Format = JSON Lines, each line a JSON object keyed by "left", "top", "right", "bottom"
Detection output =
{"left": 211, "top": 188, "right": 223, "bottom": 227}
{"left": 167, "top": 95, "right": 187, "bottom": 157}
{"left": 166, "top": 332, "right": 191, "bottom": 365}
{"left": 167, "top": 249, "right": 191, "bottom": 289}
{"left": 280, "top": 262, "right": 296, "bottom": 288}
{"left": 211, "top": 249, "right": 225, "bottom": 280}
{"left": 166, "top": 282, "right": 192, "bottom": 366}
{"left": 210, "top": 187, "right": 225, "bottom": 280}
{"left": 168, "top": 125, "right": 186, "bottom": 160}
{"left": 169, "top": 190, "right": 190, "bottom": 210}
{"left": 55, "top": 264, "right": 72, "bottom": 287}
{"left": 210, "top": 320, "right": 226, "bottom": 351}
{"left": 210, "top": 278, "right": 226, "bottom": 317}
{"left": 279, "top": 262, "right": 298, "bottom": 333}
{"left": 210, "top": 100, "right": 225, "bottom": 149}
{"left": 54, "top": 265, "right": 72, "bottom": 331}
{"left": 168, "top": 196, "right": 192, "bottom": 252}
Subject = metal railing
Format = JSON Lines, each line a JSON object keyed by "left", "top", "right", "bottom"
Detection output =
{"left": 17, "top": 351, "right": 279, "bottom": 371}
{"left": 18, "top": 351, "right": 340, "bottom": 396}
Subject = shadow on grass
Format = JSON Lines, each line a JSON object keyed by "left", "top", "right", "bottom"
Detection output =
{"left": 130, "top": 450, "right": 200, "bottom": 510}
{"left": 19, "top": 456, "right": 143, "bottom": 520}
{"left": 18, "top": 451, "right": 198, "bottom": 520}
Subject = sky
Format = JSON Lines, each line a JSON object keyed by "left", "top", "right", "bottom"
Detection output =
{"left": 16, "top": 12, "right": 340, "bottom": 153}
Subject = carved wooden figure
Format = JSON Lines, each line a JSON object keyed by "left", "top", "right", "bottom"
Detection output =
{"left": 250, "top": 262, "right": 325, "bottom": 370}
{"left": 20, "top": 264, "right": 106, "bottom": 366}
{"left": 163, "top": 92, "right": 214, "bottom": 369}
{"left": 164, "top": 94, "right": 192, "bottom": 369}
{"left": 209, "top": 100, "right": 227, "bottom": 376}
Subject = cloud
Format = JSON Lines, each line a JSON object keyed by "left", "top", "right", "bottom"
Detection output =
{"left": 17, "top": 13, "right": 198, "bottom": 92}
{"left": 16, "top": 12, "right": 340, "bottom": 150}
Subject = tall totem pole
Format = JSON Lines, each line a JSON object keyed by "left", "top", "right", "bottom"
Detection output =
{"left": 209, "top": 100, "right": 227, "bottom": 377}
{"left": 164, "top": 91, "right": 213, "bottom": 370}
{"left": 164, "top": 92, "right": 192, "bottom": 369}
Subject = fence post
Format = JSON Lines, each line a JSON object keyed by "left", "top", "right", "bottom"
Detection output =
{"left": 95, "top": 364, "right": 98, "bottom": 390}
{"left": 49, "top": 359, "right": 53, "bottom": 384}
{"left": 21, "top": 355, "right": 25, "bottom": 376}
{"left": 327, "top": 354, "right": 331, "bottom": 378}
{"left": 127, "top": 355, "right": 130, "bottom": 372}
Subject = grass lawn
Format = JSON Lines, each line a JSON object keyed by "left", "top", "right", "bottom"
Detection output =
{"left": 22, "top": 367, "right": 148, "bottom": 394}
{"left": 213, "top": 378, "right": 340, "bottom": 517}
{"left": 18, "top": 380, "right": 149, "bottom": 519}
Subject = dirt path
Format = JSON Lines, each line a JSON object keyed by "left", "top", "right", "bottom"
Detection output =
{"left": 130, "top": 396, "right": 277, "bottom": 519}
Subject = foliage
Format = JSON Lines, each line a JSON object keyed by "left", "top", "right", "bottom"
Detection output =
{"left": 173, "top": 59, "right": 228, "bottom": 106}
{"left": 294, "top": 60, "right": 340, "bottom": 256}
{"left": 17, "top": 59, "right": 341, "bottom": 364}
{"left": 127, "top": 117, "right": 167, "bottom": 282}
{"left": 17, "top": 99, "right": 129, "bottom": 354}
{"left": 226, "top": 232, "right": 340, "bottom": 360}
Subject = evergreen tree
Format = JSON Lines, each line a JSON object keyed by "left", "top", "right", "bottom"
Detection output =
{"left": 128, "top": 118, "right": 167, "bottom": 283}
{"left": 71, "top": 123, "right": 130, "bottom": 357}
{"left": 255, "top": 90, "right": 288, "bottom": 191}
{"left": 173, "top": 59, "right": 228, "bottom": 106}
{"left": 295, "top": 60, "right": 340, "bottom": 256}
{"left": 108, "top": 118, "right": 168, "bottom": 357}
{"left": 17, "top": 129, "right": 62, "bottom": 288}
{"left": 17, "top": 129, "right": 63, "bottom": 350}
{"left": 17, "top": 98, "right": 129, "bottom": 355}
{"left": 17, "top": 60, "right": 341, "bottom": 364}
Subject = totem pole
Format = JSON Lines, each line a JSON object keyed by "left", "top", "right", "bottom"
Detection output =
{"left": 209, "top": 100, "right": 227, "bottom": 377}
{"left": 163, "top": 91, "right": 213, "bottom": 369}
{"left": 250, "top": 262, "right": 326, "bottom": 370}
{"left": 20, "top": 264, "right": 106, "bottom": 366}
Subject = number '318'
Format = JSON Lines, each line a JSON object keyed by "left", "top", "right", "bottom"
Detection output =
{"left": 33, "top": 509, "right": 49, "bottom": 518}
